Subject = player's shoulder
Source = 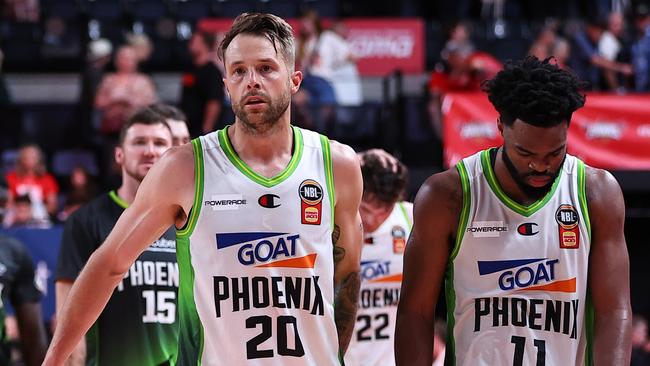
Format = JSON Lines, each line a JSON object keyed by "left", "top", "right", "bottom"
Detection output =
{"left": 413, "top": 168, "right": 462, "bottom": 221}
{"left": 328, "top": 139, "right": 359, "bottom": 169}
{"left": 583, "top": 165, "right": 624, "bottom": 214}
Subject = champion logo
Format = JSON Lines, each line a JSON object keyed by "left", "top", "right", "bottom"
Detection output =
{"left": 517, "top": 223, "right": 539, "bottom": 236}
{"left": 258, "top": 194, "right": 280, "bottom": 208}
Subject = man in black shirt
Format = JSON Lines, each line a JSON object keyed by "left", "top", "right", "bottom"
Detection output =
{"left": 180, "top": 31, "right": 224, "bottom": 137}
{"left": 55, "top": 107, "right": 177, "bottom": 366}
{"left": 0, "top": 181, "right": 47, "bottom": 366}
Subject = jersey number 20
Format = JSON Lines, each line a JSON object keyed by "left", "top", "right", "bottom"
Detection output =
{"left": 246, "top": 315, "right": 305, "bottom": 359}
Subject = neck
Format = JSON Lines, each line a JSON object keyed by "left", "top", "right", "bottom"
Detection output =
{"left": 116, "top": 174, "right": 141, "bottom": 205}
{"left": 493, "top": 148, "right": 537, "bottom": 205}
{"left": 228, "top": 121, "right": 293, "bottom": 164}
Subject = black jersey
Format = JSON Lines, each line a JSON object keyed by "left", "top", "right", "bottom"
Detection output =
{"left": 0, "top": 235, "right": 42, "bottom": 365}
{"left": 56, "top": 191, "right": 178, "bottom": 366}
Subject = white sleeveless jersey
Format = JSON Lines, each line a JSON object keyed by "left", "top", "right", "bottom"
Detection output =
{"left": 344, "top": 202, "right": 412, "bottom": 366}
{"left": 448, "top": 148, "right": 593, "bottom": 366}
{"left": 175, "top": 126, "right": 340, "bottom": 366}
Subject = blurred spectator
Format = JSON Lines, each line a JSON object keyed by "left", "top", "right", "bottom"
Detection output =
{"left": 570, "top": 19, "right": 633, "bottom": 90}
{"left": 552, "top": 37, "right": 572, "bottom": 69}
{"left": 294, "top": 9, "right": 337, "bottom": 131}
{"left": 127, "top": 33, "right": 154, "bottom": 74}
{"left": 530, "top": 25, "right": 559, "bottom": 60}
{"left": 149, "top": 103, "right": 190, "bottom": 146}
{"left": 0, "top": 49, "right": 9, "bottom": 107}
{"left": 632, "top": 3, "right": 650, "bottom": 91}
{"left": 4, "top": 144, "right": 59, "bottom": 224}
{"left": 310, "top": 20, "right": 362, "bottom": 107}
{"left": 599, "top": 12, "right": 625, "bottom": 62}
{"left": 79, "top": 38, "right": 113, "bottom": 143}
{"left": 427, "top": 22, "right": 501, "bottom": 139}
{"left": 1, "top": 0, "right": 39, "bottom": 22}
{"left": 631, "top": 315, "right": 650, "bottom": 366}
{"left": 181, "top": 31, "right": 224, "bottom": 137}
{"left": 8, "top": 194, "right": 40, "bottom": 228}
{"left": 95, "top": 45, "right": 158, "bottom": 139}
{"left": 63, "top": 166, "right": 96, "bottom": 204}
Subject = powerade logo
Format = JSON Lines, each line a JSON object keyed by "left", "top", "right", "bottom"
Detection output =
{"left": 477, "top": 258, "right": 576, "bottom": 293}
{"left": 216, "top": 232, "right": 317, "bottom": 268}
{"left": 360, "top": 260, "right": 402, "bottom": 283}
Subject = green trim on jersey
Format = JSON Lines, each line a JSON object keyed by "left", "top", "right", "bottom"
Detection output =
{"left": 445, "top": 161, "right": 472, "bottom": 366}
{"left": 108, "top": 190, "right": 129, "bottom": 209}
{"left": 320, "top": 135, "right": 336, "bottom": 231}
{"left": 174, "top": 235, "right": 204, "bottom": 366}
{"left": 577, "top": 161, "right": 592, "bottom": 240}
{"left": 480, "top": 148, "right": 563, "bottom": 217}
{"left": 453, "top": 161, "right": 471, "bottom": 260}
{"left": 398, "top": 202, "right": 412, "bottom": 228}
{"left": 218, "top": 126, "right": 304, "bottom": 188}
{"left": 177, "top": 138, "right": 205, "bottom": 238}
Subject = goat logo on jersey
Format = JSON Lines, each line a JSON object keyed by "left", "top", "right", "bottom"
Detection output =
{"left": 299, "top": 180, "right": 323, "bottom": 225}
{"left": 477, "top": 258, "right": 576, "bottom": 293}
{"left": 215, "top": 232, "right": 317, "bottom": 268}
{"left": 555, "top": 204, "right": 580, "bottom": 249}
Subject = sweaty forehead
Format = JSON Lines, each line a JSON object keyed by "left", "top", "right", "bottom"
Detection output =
{"left": 224, "top": 34, "right": 281, "bottom": 65}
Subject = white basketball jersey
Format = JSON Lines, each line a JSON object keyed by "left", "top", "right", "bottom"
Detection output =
{"left": 448, "top": 148, "right": 593, "bottom": 366}
{"left": 174, "top": 126, "right": 340, "bottom": 366}
{"left": 344, "top": 201, "right": 412, "bottom": 366}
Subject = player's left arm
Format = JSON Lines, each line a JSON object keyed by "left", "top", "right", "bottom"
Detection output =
{"left": 586, "top": 167, "right": 632, "bottom": 365}
{"left": 15, "top": 302, "right": 47, "bottom": 366}
{"left": 330, "top": 141, "right": 363, "bottom": 356}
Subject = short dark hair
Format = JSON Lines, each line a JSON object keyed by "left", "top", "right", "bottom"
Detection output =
{"left": 148, "top": 103, "right": 187, "bottom": 123}
{"left": 14, "top": 194, "right": 31, "bottom": 205}
{"left": 481, "top": 56, "right": 586, "bottom": 127}
{"left": 359, "top": 149, "right": 409, "bottom": 207}
{"left": 118, "top": 106, "right": 172, "bottom": 145}
{"left": 218, "top": 12, "right": 295, "bottom": 69}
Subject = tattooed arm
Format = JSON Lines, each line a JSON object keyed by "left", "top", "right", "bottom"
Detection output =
{"left": 330, "top": 141, "right": 364, "bottom": 356}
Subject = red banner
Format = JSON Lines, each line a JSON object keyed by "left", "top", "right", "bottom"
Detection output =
{"left": 443, "top": 93, "right": 650, "bottom": 170}
{"left": 198, "top": 17, "right": 424, "bottom": 76}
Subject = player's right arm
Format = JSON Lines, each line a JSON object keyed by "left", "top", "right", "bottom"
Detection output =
{"left": 43, "top": 144, "right": 195, "bottom": 366}
{"left": 395, "top": 169, "right": 461, "bottom": 366}
{"left": 55, "top": 282, "right": 85, "bottom": 366}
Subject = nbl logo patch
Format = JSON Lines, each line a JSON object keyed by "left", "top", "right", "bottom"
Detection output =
{"left": 299, "top": 179, "right": 323, "bottom": 225}
{"left": 556, "top": 204, "right": 580, "bottom": 249}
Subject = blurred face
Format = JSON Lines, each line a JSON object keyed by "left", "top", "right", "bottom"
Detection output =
{"left": 224, "top": 34, "right": 302, "bottom": 134}
{"left": 499, "top": 119, "right": 568, "bottom": 199}
{"left": 632, "top": 322, "right": 648, "bottom": 346}
{"left": 70, "top": 167, "right": 88, "bottom": 187}
{"left": 14, "top": 202, "right": 32, "bottom": 224}
{"left": 359, "top": 197, "right": 392, "bottom": 234}
{"left": 115, "top": 123, "right": 172, "bottom": 182}
{"left": 18, "top": 146, "right": 41, "bottom": 173}
{"left": 168, "top": 119, "right": 191, "bottom": 146}
{"left": 189, "top": 34, "right": 208, "bottom": 58}
{"left": 116, "top": 47, "right": 138, "bottom": 73}
{"left": 609, "top": 13, "right": 624, "bottom": 37}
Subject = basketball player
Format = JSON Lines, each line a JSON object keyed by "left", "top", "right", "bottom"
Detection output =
{"left": 55, "top": 107, "right": 177, "bottom": 365}
{"left": 149, "top": 103, "right": 191, "bottom": 146}
{"left": 345, "top": 149, "right": 411, "bottom": 366}
{"left": 395, "top": 56, "right": 632, "bottom": 365}
{"left": 45, "top": 13, "right": 363, "bottom": 366}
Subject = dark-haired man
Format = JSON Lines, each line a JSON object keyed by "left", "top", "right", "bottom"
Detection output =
{"left": 55, "top": 107, "right": 177, "bottom": 366}
{"left": 396, "top": 56, "right": 631, "bottom": 365}
{"left": 149, "top": 103, "right": 191, "bottom": 146}
{"left": 45, "top": 13, "right": 363, "bottom": 366}
{"left": 345, "top": 149, "right": 411, "bottom": 366}
{"left": 181, "top": 31, "right": 224, "bottom": 137}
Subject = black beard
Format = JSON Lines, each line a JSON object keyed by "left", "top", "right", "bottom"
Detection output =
{"left": 501, "top": 146, "right": 563, "bottom": 201}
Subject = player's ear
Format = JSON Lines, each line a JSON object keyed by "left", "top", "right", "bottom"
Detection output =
{"left": 290, "top": 70, "right": 303, "bottom": 94}
{"left": 114, "top": 146, "right": 124, "bottom": 165}
{"left": 497, "top": 118, "right": 504, "bottom": 136}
